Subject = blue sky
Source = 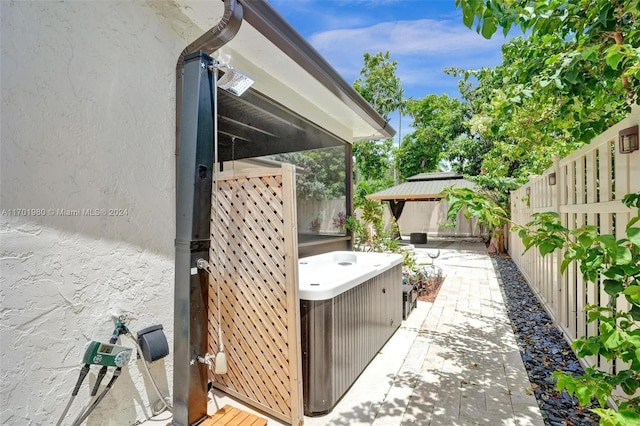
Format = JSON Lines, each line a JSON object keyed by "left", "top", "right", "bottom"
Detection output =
{"left": 269, "top": 0, "right": 511, "bottom": 140}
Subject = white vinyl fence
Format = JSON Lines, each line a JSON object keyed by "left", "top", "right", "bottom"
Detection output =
{"left": 509, "top": 105, "right": 640, "bottom": 371}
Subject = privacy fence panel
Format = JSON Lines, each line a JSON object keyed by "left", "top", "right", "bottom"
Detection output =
{"left": 509, "top": 106, "right": 640, "bottom": 374}
{"left": 207, "top": 165, "right": 303, "bottom": 425}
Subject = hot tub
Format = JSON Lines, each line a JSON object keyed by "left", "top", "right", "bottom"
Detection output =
{"left": 299, "top": 251, "right": 403, "bottom": 415}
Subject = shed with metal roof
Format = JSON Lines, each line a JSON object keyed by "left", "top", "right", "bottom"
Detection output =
{"left": 367, "top": 172, "right": 481, "bottom": 238}
{"left": 367, "top": 172, "right": 475, "bottom": 202}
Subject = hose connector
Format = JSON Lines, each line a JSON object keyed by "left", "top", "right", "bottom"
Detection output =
{"left": 196, "top": 258, "right": 211, "bottom": 274}
{"left": 110, "top": 315, "right": 130, "bottom": 344}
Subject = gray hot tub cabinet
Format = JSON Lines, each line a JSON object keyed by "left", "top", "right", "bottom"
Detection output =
{"left": 300, "top": 264, "right": 402, "bottom": 416}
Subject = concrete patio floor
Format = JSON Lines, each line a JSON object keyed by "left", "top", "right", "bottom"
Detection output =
{"left": 146, "top": 238, "right": 544, "bottom": 426}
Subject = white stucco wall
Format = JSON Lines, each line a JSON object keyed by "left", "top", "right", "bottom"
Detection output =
{"left": 0, "top": 1, "right": 207, "bottom": 424}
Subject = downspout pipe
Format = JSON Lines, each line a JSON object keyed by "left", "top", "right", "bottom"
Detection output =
{"left": 173, "top": 1, "right": 243, "bottom": 425}
{"left": 176, "top": 0, "right": 243, "bottom": 155}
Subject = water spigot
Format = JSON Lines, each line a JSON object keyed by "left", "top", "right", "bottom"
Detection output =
{"left": 192, "top": 353, "right": 214, "bottom": 369}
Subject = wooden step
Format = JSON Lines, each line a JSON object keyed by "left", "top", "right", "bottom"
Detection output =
{"left": 200, "top": 405, "right": 268, "bottom": 426}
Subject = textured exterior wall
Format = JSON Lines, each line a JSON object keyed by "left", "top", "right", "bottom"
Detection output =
{"left": 0, "top": 1, "right": 202, "bottom": 424}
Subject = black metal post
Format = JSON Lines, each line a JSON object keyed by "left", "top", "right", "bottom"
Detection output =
{"left": 174, "top": 51, "right": 215, "bottom": 426}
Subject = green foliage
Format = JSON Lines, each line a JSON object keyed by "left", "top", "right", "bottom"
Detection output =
{"left": 345, "top": 199, "right": 395, "bottom": 251}
{"left": 591, "top": 407, "right": 640, "bottom": 426}
{"left": 440, "top": 186, "right": 508, "bottom": 231}
{"left": 353, "top": 51, "right": 404, "bottom": 121}
{"left": 353, "top": 179, "right": 391, "bottom": 215}
{"left": 352, "top": 51, "right": 403, "bottom": 201}
{"left": 346, "top": 214, "right": 398, "bottom": 254}
{"left": 455, "top": 0, "right": 640, "bottom": 102}
{"left": 445, "top": 135, "right": 492, "bottom": 176}
{"left": 515, "top": 193, "right": 640, "bottom": 424}
{"left": 396, "top": 94, "right": 469, "bottom": 180}
{"left": 449, "top": 1, "right": 637, "bottom": 191}
{"left": 469, "top": 174, "right": 524, "bottom": 209}
{"left": 446, "top": 33, "right": 625, "bottom": 188}
{"left": 271, "top": 148, "right": 346, "bottom": 200}
{"left": 345, "top": 201, "right": 417, "bottom": 271}
{"left": 353, "top": 138, "right": 394, "bottom": 182}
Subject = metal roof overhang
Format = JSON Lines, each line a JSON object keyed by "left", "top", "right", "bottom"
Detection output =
{"left": 173, "top": 0, "right": 395, "bottom": 162}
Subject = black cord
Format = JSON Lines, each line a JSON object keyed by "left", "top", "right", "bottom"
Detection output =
{"left": 72, "top": 364, "right": 91, "bottom": 396}
{"left": 90, "top": 366, "right": 108, "bottom": 396}
{"left": 56, "top": 364, "right": 91, "bottom": 426}
{"left": 71, "top": 367, "right": 121, "bottom": 426}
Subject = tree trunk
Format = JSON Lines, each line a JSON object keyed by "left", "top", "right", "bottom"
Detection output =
{"left": 488, "top": 237, "right": 499, "bottom": 253}
{"left": 487, "top": 228, "right": 505, "bottom": 254}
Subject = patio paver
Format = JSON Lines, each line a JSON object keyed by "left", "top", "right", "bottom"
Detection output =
{"left": 393, "top": 239, "right": 544, "bottom": 426}
{"left": 144, "top": 238, "right": 545, "bottom": 426}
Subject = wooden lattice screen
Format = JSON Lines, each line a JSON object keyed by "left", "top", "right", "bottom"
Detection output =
{"left": 207, "top": 164, "right": 303, "bottom": 425}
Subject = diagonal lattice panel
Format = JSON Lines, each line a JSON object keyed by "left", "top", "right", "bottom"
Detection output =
{"left": 208, "top": 165, "right": 302, "bottom": 425}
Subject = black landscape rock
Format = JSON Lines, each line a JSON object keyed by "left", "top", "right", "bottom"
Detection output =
{"left": 491, "top": 254, "right": 600, "bottom": 426}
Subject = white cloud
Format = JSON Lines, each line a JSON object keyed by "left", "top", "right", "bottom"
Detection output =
{"left": 309, "top": 19, "right": 505, "bottom": 56}
{"left": 307, "top": 18, "right": 509, "bottom": 98}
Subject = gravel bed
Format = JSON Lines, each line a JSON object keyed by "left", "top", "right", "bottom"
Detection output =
{"left": 491, "top": 253, "right": 600, "bottom": 426}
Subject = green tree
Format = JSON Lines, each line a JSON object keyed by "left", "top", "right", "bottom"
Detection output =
{"left": 353, "top": 138, "right": 393, "bottom": 182}
{"left": 352, "top": 51, "right": 404, "bottom": 190}
{"left": 396, "top": 94, "right": 468, "bottom": 180}
{"left": 446, "top": 31, "right": 631, "bottom": 199}
{"left": 446, "top": 1, "right": 637, "bottom": 203}
{"left": 353, "top": 51, "right": 404, "bottom": 121}
{"left": 271, "top": 147, "right": 345, "bottom": 200}
{"left": 455, "top": 0, "right": 638, "bottom": 137}
{"left": 441, "top": 186, "right": 510, "bottom": 252}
